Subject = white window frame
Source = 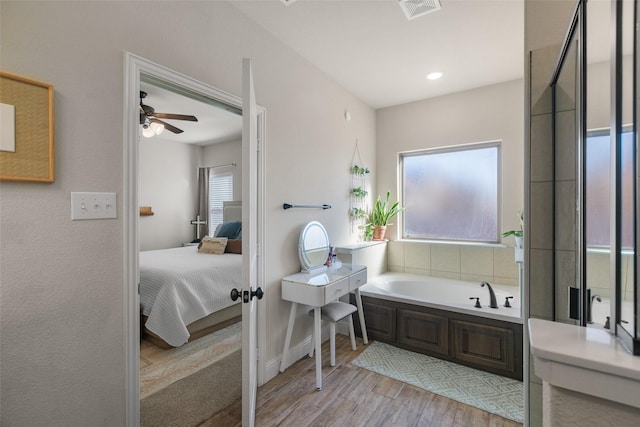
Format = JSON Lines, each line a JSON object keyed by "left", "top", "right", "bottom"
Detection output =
{"left": 400, "top": 141, "right": 502, "bottom": 243}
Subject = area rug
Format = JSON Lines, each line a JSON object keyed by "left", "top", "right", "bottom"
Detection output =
{"left": 141, "top": 349, "right": 241, "bottom": 427}
{"left": 140, "top": 321, "right": 241, "bottom": 398}
{"left": 352, "top": 341, "right": 524, "bottom": 423}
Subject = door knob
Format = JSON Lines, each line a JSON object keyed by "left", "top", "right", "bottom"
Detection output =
{"left": 252, "top": 287, "right": 264, "bottom": 300}
{"left": 230, "top": 287, "right": 264, "bottom": 303}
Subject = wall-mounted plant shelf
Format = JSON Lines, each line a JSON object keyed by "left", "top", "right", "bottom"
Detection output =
{"left": 352, "top": 187, "right": 368, "bottom": 198}
{"left": 352, "top": 165, "right": 370, "bottom": 176}
{"left": 139, "top": 206, "right": 154, "bottom": 216}
{"left": 350, "top": 141, "right": 370, "bottom": 241}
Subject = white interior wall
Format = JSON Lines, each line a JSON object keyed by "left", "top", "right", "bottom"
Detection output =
{"left": 201, "top": 139, "right": 242, "bottom": 203}
{"left": 139, "top": 138, "right": 200, "bottom": 250}
{"left": 376, "top": 79, "right": 525, "bottom": 241}
{"left": 0, "top": 2, "right": 375, "bottom": 425}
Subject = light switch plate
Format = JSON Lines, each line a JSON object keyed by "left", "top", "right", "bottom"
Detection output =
{"left": 71, "top": 192, "right": 117, "bottom": 220}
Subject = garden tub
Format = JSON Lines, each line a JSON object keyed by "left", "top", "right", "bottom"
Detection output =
{"left": 351, "top": 272, "right": 523, "bottom": 380}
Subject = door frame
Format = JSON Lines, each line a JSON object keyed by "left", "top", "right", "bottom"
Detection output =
{"left": 123, "top": 52, "right": 266, "bottom": 426}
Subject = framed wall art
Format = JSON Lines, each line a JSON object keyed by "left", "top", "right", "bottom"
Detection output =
{"left": 0, "top": 71, "right": 54, "bottom": 182}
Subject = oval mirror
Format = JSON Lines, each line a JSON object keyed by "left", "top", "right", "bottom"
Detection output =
{"left": 298, "top": 221, "right": 330, "bottom": 273}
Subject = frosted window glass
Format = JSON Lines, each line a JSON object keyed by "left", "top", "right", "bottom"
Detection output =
{"left": 586, "top": 129, "right": 634, "bottom": 249}
{"left": 402, "top": 144, "right": 499, "bottom": 242}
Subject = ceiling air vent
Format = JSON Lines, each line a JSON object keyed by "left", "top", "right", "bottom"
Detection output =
{"left": 280, "top": 0, "right": 298, "bottom": 5}
{"left": 398, "top": 0, "right": 442, "bottom": 20}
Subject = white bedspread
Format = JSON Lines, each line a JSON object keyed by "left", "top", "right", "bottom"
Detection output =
{"left": 139, "top": 246, "right": 242, "bottom": 347}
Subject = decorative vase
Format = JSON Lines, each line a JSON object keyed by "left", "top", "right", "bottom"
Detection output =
{"left": 372, "top": 226, "right": 387, "bottom": 241}
{"left": 514, "top": 235, "right": 524, "bottom": 263}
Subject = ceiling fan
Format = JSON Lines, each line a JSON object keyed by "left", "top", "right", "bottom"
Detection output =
{"left": 139, "top": 90, "right": 198, "bottom": 137}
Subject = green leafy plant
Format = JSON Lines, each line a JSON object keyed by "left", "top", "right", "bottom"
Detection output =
{"left": 350, "top": 207, "right": 367, "bottom": 219}
{"left": 368, "top": 191, "right": 406, "bottom": 227}
{"left": 502, "top": 209, "right": 524, "bottom": 238}
{"left": 352, "top": 165, "right": 370, "bottom": 176}
{"left": 352, "top": 187, "right": 368, "bottom": 198}
{"left": 363, "top": 224, "right": 374, "bottom": 240}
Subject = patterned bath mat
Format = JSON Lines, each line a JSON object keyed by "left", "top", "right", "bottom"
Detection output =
{"left": 352, "top": 341, "right": 523, "bottom": 423}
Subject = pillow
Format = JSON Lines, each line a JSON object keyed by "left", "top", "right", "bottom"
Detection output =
{"left": 215, "top": 221, "right": 242, "bottom": 239}
{"left": 198, "top": 236, "right": 228, "bottom": 254}
{"left": 225, "top": 239, "right": 242, "bottom": 254}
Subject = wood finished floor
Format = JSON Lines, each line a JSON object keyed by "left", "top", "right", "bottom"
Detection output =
{"left": 202, "top": 334, "right": 523, "bottom": 427}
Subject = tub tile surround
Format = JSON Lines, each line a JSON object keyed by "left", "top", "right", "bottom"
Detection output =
{"left": 388, "top": 240, "right": 520, "bottom": 287}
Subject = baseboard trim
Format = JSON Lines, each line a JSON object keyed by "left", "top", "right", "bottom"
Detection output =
{"left": 264, "top": 325, "right": 351, "bottom": 384}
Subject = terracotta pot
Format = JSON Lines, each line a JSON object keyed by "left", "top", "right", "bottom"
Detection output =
{"left": 372, "top": 226, "right": 387, "bottom": 241}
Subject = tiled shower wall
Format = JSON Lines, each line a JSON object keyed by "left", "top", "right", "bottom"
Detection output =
{"left": 528, "top": 43, "right": 563, "bottom": 427}
{"left": 386, "top": 240, "right": 520, "bottom": 287}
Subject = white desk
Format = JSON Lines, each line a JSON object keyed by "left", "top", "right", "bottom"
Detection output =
{"left": 280, "top": 263, "right": 369, "bottom": 390}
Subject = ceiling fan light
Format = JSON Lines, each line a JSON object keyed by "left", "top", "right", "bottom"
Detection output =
{"left": 150, "top": 122, "right": 164, "bottom": 135}
{"left": 142, "top": 123, "right": 155, "bottom": 138}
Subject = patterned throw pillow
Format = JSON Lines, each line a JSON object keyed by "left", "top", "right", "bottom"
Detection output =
{"left": 198, "top": 236, "right": 228, "bottom": 254}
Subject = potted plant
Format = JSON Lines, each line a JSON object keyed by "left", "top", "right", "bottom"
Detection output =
{"left": 502, "top": 209, "right": 524, "bottom": 262}
{"left": 366, "top": 191, "right": 406, "bottom": 241}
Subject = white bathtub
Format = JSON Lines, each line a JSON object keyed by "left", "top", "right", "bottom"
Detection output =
{"left": 359, "top": 272, "right": 522, "bottom": 324}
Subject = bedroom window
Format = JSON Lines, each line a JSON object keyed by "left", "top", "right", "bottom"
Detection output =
{"left": 209, "top": 171, "right": 233, "bottom": 232}
{"left": 401, "top": 141, "right": 500, "bottom": 243}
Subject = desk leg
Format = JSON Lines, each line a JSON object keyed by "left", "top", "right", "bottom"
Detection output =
{"left": 354, "top": 288, "right": 369, "bottom": 345}
{"left": 280, "top": 302, "right": 297, "bottom": 373}
{"left": 314, "top": 307, "right": 322, "bottom": 391}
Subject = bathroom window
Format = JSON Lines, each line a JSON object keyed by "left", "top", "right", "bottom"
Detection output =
{"left": 209, "top": 171, "right": 233, "bottom": 231}
{"left": 401, "top": 142, "right": 500, "bottom": 242}
{"left": 585, "top": 127, "right": 634, "bottom": 249}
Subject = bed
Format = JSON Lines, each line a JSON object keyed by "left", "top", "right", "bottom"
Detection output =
{"left": 140, "top": 201, "right": 243, "bottom": 348}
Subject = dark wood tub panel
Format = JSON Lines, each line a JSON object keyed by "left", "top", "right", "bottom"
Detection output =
{"left": 351, "top": 294, "right": 523, "bottom": 381}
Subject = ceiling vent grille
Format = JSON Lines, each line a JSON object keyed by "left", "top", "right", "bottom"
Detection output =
{"left": 280, "top": 0, "right": 298, "bottom": 6}
{"left": 398, "top": 0, "right": 442, "bottom": 20}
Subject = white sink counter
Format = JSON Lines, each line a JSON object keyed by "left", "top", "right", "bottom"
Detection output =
{"left": 528, "top": 318, "right": 640, "bottom": 409}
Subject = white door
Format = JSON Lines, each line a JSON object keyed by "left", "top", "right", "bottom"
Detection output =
{"left": 241, "top": 58, "right": 261, "bottom": 426}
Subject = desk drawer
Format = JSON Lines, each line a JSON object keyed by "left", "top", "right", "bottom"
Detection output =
{"left": 324, "top": 278, "right": 349, "bottom": 302}
{"left": 349, "top": 270, "right": 367, "bottom": 291}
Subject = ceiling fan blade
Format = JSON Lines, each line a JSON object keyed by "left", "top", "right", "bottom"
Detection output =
{"left": 153, "top": 112, "right": 198, "bottom": 122}
{"left": 151, "top": 118, "right": 184, "bottom": 134}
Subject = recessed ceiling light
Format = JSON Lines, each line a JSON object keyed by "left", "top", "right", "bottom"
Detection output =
{"left": 426, "top": 72, "right": 443, "bottom": 80}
